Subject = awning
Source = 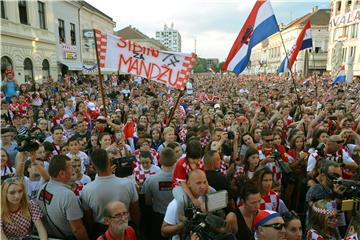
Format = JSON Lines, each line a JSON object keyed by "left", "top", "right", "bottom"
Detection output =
{"left": 59, "top": 61, "right": 83, "bottom": 71}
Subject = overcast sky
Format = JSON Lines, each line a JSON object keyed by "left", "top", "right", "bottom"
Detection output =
{"left": 86, "top": 0, "right": 330, "bottom": 61}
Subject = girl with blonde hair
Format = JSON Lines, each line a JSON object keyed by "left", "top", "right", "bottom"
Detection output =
{"left": 1, "top": 176, "right": 47, "bottom": 239}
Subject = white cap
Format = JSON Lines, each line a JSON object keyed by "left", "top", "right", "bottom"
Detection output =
{"left": 214, "top": 103, "right": 221, "bottom": 109}
{"left": 87, "top": 102, "right": 96, "bottom": 111}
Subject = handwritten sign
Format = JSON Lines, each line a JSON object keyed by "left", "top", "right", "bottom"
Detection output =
{"left": 95, "top": 29, "right": 196, "bottom": 90}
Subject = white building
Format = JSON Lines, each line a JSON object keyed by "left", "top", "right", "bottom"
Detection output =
{"left": 249, "top": 7, "right": 330, "bottom": 76}
{"left": 52, "top": 1, "right": 83, "bottom": 76}
{"left": 1, "top": 0, "right": 57, "bottom": 83}
{"left": 155, "top": 23, "right": 181, "bottom": 52}
{"left": 79, "top": 2, "right": 115, "bottom": 68}
{"left": 327, "top": 0, "right": 360, "bottom": 78}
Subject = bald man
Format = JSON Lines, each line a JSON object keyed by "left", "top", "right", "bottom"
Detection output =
{"left": 307, "top": 135, "right": 358, "bottom": 172}
{"left": 161, "top": 169, "right": 209, "bottom": 239}
{"left": 97, "top": 201, "right": 137, "bottom": 240}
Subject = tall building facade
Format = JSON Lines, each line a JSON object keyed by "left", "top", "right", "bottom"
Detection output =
{"left": 249, "top": 8, "right": 330, "bottom": 76}
{"left": 1, "top": 0, "right": 57, "bottom": 83}
{"left": 155, "top": 23, "right": 181, "bottom": 52}
{"left": 327, "top": 0, "right": 360, "bottom": 78}
{"left": 1, "top": 0, "right": 115, "bottom": 83}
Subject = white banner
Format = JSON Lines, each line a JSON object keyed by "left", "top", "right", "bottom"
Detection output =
{"left": 82, "top": 64, "right": 98, "bottom": 74}
{"left": 94, "top": 29, "right": 196, "bottom": 90}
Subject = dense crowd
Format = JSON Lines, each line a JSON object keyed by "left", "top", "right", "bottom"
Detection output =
{"left": 1, "top": 69, "right": 360, "bottom": 240}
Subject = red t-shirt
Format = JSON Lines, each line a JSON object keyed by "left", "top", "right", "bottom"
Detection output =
{"left": 97, "top": 226, "right": 137, "bottom": 240}
{"left": 172, "top": 157, "right": 204, "bottom": 188}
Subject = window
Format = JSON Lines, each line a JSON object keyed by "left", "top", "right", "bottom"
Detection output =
{"left": 24, "top": 58, "right": 33, "bottom": 83}
{"left": 351, "top": 23, "right": 359, "bottom": 39}
{"left": 346, "top": 0, "right": 352, "bottom": 12}
{"left": 58, "top": 19, "right": 65, "bottom": 43}
{"left": 18, "top": 0, "right": 28, "bottom": 24}
{"left": 1, "top": 56, "right": 13, "bottom": 80}
{"left": 38, "top": 1, "right": 46, "bottom": 29}
{"left": 42, "top": 59, "right": 50, "bottom": 79}
{"left": 1, "top": 1, "right": 6, "bottom": 19}
{"left": 349, "top": 46, "right": 356, "bottom": 58}
{"left": 342, "top": 47, "right": 347, "bottom": 63}
{"left": 315, "top": 47, "right": 321, "bottom": 53}
{"left": 70, "top": 23, "right": 76, "bottom": 45}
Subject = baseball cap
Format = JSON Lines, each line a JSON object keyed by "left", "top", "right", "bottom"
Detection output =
{"left": 214, "top": 103, "right": 221, "bottom": 109}
{"left": 62, "top": 114, "right": 72, "bottom": 120}
{"left": 87, "top": 102, "right": 96, "bottom": 111}
{"left": 253, "top": 210, "right": 281, "bottom": 230}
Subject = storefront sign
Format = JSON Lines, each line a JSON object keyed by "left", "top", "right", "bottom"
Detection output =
{"left": 329, "top": 9, "right": 360, "bottom": 28}
{"left": 64, "top": 52, "right": 77, "bottom": 59}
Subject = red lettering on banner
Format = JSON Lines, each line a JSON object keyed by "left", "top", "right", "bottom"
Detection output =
{"left": 157, "top": 65, "right": 172, "bottom": 85}
{"left": 128, "top": 58, "right": 140, "bottom": 75}
{"left": 117, "top": 38, "right": 127, "bottom": 48}
{"left": 140, "top": 60, "right": 151, "bottom": 77}
{"left": 117, "top": 38, "right": 160, "bottom": 58}
{"left": 118, "top": 54, "right": 180, "bottom": 86}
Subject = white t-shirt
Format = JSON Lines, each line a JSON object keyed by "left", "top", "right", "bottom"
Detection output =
{"left": 76, "top": 174, "right": 92, "bottom": 185}
{"left": 307, "top": 149, "right": 356, "bottom": 172}
{"left": 24, "top": 176, "right": 45, "bottom": 200}
{"left": 186, "top": 81, "right": 193, "bottom": 95}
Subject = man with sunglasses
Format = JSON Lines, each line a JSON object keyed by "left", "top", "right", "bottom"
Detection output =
{"left": 97, "top": 201, "right": 137, "bottom": 240}
{"left": 253, "top": 210, "right": 286, "bottom": 240}
{"left": 307, "top": 135, "right": 358, "bottom": 174}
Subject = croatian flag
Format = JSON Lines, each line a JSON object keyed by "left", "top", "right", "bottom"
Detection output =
{"left": 278, "top": 21, "right": 312, "bottom": 73}
{"left": 332, "top": 65, "right": 346, "bottom": 85}
{"left": 223, "top": 0, "right": 279, "bottom": 75}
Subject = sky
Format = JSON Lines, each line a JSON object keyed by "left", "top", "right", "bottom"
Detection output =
{"left": 86, "top": 0, "right": 330, "bottom": 61}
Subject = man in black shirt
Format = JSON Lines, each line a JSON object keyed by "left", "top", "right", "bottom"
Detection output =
{"left": 204, "top": 150, "right": 230, "bottom": 192}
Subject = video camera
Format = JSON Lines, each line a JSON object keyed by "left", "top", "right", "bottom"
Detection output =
{"left": 112, "top": 156, "right": 136, "bottom": 178}
{"left": 328, "top": 174, "right": 360, "bottom": 199}
{"left": 15, "top": 135, "right": 41, "bottom": 152}
{"left": 184, "top": 191, "right": 235, "bottom": 240}
{"left": 271, "top": 150, "right": 296, "bottom": 184}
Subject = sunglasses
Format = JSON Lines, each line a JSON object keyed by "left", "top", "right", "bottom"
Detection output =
{"left": 261, "top": 223, "right": 285, "bottom": 230}
{"left": 2, "top": 176, "right": 24, "bottom": 184}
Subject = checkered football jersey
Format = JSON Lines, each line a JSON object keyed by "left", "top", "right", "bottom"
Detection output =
{"left": 134, "top": 165, "right": 160, "bottom": 183}
{"left": 132, "top": 149, "right": 159, "bottom": 169}
{"left": 260, "top": 191, "right": 280, "bottom": 212}
{"left": 0, "top": 200, "right": 43, "bottom": 238}
{"left": 172, "top": 157, "right": 204, "bottom": 188}
{"left": 306, "top": 229, "right": 325, "bottom": 240}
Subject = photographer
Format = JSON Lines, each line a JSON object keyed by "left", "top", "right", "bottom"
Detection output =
{"left": 162, "top": 169, "right": 235, "bottom": 240}
{"left": 307, "top": 135, "right": 358, "bottom": 174}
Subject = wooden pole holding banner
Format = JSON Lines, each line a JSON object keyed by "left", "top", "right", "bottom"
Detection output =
{"left": 93, "top": 29, "right": 108, "bottom": 118}
{"left": 166, "top": 90, "right": 185, "bottom": 127}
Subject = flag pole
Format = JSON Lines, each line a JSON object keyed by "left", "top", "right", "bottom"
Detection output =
{"left": 93, "top": 29, "right": 108, "bottom": 118}
{"left": 278, "top": 29, "right": 304, "bottom": 119}
{"left": 310, "top": 49, "right": 318, "bottom": 100}
{"left": 166, "top": 89, "right": 185, "bottom": 127}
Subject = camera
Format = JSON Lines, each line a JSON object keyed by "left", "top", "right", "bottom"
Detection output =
{"left": 271, "top": 150, "right": 295, "bottom": 184}
{"left": 227, "top": 131, "right": 235, "bottom": 140}
{"left": 16, "top": 135, "right": 40, "bottom": 152}
{"left": 328, "top": 174, "right": 360, "bottom": 199}
{"left": 112, "top": 156, "right": 136, "bottom": 178}
{"left": 184, "top": 206, "right": 234, "bottom": 240}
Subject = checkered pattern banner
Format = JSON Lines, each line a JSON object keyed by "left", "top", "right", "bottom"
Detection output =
{"left": 94, "top": 29, "right": 197, "bottom": 90}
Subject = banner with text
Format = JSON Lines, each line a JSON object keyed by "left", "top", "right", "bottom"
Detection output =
{"left": 95, "top": 29, "right": 196, "bottom": 90}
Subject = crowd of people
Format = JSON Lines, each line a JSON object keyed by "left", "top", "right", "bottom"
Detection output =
{"left": 1, "top": 68, "right": 360, "bottom": 240}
